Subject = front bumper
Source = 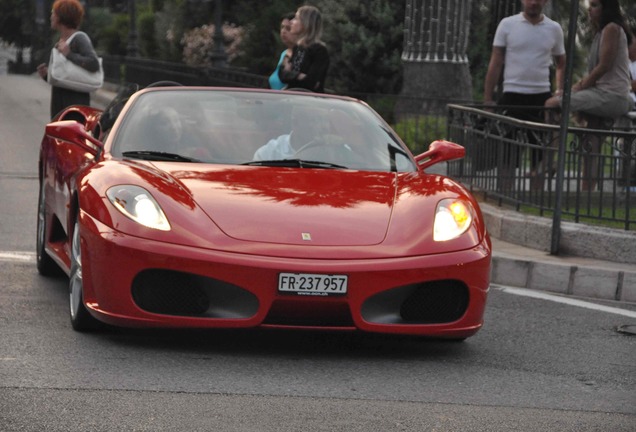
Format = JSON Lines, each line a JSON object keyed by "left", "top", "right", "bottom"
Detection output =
{"left": 80, "top": 213, "right": 491, "bottom": 339}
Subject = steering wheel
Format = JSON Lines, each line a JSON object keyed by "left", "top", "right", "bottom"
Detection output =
{"left": 293, "top": 139, "right": 330, "bottom": 157}
{"left": 294, "top": 139, "right": 351, "bottom": 157}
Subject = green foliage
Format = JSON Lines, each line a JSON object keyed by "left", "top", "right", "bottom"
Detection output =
{"left": 314, "top": 0, "right": 404, "bottom": 95}
{"left": 154, "top": 0, "right": 187, "bottom": 61}
{"left": 152, "top": 0, "right": 166, "bottom": 13}
{"left": 0, "top": 0, "right": 34, "bottom": 47}
{"left": 138, "top": 11, "right": 158, "bottom": 58}
{"left": 365, "top": 96, "right": 398, "bottom": 124}
{"left": 100, "top": 13, "right": 129, "bottom": 56}
{"left": 391, "top": 115, "right": 448, "bottom": 155}
{"left": 229, "top": 0, "right": 302, "bottom": 75}
{"left": 85, "top": 7, "right": 115, "bottom": 53}
{"left": 467, "top": 2, "right": 493, "bottom": 101}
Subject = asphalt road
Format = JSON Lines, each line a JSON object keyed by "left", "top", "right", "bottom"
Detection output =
{"left": 0, "top": 72, "right": 635, "bottom": 431}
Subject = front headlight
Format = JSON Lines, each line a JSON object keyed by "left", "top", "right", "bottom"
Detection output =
{"left": 106, "top": 185, "right": 171, "bottom": 231}
{"left": 433, "top": 198, "right": 473, "bottom": 241}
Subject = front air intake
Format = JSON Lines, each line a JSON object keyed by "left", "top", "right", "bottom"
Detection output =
{"left": 361, "top": 280, "right": 470, "bottom": 325}
{"left": 132, "top": 269, "right": 259, "bottom": 318}
{"left": 399, "top": 280, "right": 469, "bottom": 323}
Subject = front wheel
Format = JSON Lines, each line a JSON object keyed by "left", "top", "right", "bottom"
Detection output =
{"left": 69, "top": 219, "right": 100, "bottom": 332}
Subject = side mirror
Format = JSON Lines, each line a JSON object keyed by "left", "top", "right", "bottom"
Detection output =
{"left": 414, "top": 140, "right": 465, "bottom": 171}
{"left": 45, "top": 120, "right": 104, "bottom": 155}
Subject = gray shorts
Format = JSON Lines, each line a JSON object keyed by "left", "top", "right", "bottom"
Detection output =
{"left": 565, "top": 87, "right": 633, "bottom": 119}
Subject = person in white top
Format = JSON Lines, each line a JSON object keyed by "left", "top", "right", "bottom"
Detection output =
{"left": 484, "top": 3, "right": 566, "bottom": 100}
{"left": 484, "top": 0, "right": 565, "bottom": 192}
{"left": 483, "top": 0, "right": 566, "bottom": 190}
{"left": 253, "top": 106, "right": 325, "bottom": 161}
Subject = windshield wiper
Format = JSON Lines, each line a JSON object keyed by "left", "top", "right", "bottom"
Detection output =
{"left": 122, "top": 150, "right": 200, "bottom": 163}
{"left": 242, "top": 159, "right": 347, "bottom": 169}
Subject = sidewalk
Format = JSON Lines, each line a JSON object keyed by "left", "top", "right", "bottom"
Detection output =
{"left": 92, "top": 85, "right": 636, "bottom": 305}
{"left": 481, "top": 200, "right": 636, "bottom": 303}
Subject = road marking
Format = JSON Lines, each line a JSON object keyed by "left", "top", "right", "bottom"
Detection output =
{"left": 0, "top": 251, "right": 36, "bottom": 263}
{"left": 494, "top": 285, "right": 636, "bottom": 318}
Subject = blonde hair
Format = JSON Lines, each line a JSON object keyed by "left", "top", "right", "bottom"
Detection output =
{"left": 296, "top": 5, "right": 323, "bottom": 47}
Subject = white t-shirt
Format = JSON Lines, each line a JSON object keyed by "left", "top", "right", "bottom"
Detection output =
{"left": 493, "top": 13, "right": 565, "bottom": 94}
{"left": 253, "top": 133, "right": 293, "bottom": 160}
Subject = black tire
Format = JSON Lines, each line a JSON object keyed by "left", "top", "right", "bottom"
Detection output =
{"left": 69, "top": 219, "right": 101, "bottom": 332}
{"left": 36, "top": 180, "right": 60, "bottom": 276}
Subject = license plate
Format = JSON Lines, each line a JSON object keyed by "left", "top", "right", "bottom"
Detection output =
{"left": 278, "top": 273, "right": 348, "bottom": 296}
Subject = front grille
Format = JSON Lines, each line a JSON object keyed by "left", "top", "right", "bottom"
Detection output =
{"left": 131, "top": 269, "right": 258, "bottom": 318}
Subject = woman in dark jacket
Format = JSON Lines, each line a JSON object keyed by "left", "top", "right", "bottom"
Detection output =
{"left": 279, "top": 5, "right": 329, "bottom": 93}
{"left": 37, "top": 0, "right": 100, "bottom": 119}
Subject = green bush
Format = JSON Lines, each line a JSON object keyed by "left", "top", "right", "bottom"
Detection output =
{"left": 138, "top": 11, "right": 158, "bottom": 58}
{"left": 82, "top": 7, "right": 114, "bottom": 54}
{"left": 391, "top": 115, "right": 448, "bottom": 155}
{"left": 100, "top": 14, "right": 129, "bottom": 56}
{"left": 154, "top": 0, "right": 186, "bottom": 62}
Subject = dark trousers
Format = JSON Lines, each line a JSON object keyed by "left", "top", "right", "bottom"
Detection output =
{"left": 498, "top": 92, "right": 551, "bottom": 169}
{"left": 51, "top": 86, "right": 90, "bottom": 120}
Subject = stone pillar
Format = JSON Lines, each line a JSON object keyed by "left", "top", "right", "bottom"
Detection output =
{"left": 397, "top": 0, "right": 473, "bottom": 115}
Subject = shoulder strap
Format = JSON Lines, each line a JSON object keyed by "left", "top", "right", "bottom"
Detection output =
{"left": 65, "top": 31, "right": 87, "bottom": 44}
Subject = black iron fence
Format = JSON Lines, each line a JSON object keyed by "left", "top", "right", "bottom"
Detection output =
{"left": 99, "top": 56, "right": 635, "bottom": 230}
{"left": 102, "top": 55, "right": 268, "bottom": 89}
{"left": 446, "top": 104, "right": 635, "bottom": 230}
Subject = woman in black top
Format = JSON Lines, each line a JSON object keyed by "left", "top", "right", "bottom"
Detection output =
{"left": 37, "top": 0, "right": 100, "bottom": 119}
{"left": 279, "top": 5, "right": 329, "bottom": 93}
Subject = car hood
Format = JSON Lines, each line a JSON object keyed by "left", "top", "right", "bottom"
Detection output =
{"left": 169, "top": 166, "right": 398, "bottom": 246}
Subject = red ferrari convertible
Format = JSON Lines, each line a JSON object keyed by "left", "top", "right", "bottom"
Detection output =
{"left": 37, "top": 84, "right": 491, "bottom": 339}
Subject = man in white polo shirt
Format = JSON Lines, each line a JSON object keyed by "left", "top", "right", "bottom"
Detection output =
{"left": 483, "top": 0, "right": 566, "bottom": 189}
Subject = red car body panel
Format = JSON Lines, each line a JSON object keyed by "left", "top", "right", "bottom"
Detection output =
{"left": 38, "top": 88, "right": 491, "bottom": 339}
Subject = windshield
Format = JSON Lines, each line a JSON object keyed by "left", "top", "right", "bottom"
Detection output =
{"left": 110, "top": 89, "right": 416, "bottom": 172}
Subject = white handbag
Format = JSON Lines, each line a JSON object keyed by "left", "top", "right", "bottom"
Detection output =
{"left": 47, "top": 31, "right": 104, "bottom": 93}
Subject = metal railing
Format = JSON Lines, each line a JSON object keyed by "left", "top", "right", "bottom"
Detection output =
{"left": 102, "top": 55, "right": 268, "bottom": 89}
{"left": 446, "top": 104, "right": 635, "bottom": 230}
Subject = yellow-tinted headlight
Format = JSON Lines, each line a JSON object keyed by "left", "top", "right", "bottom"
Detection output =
{"left": 433, "top": 198, "right": 473, "bottom": 241}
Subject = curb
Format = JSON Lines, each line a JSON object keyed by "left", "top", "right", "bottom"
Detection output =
{"left": 481, "top": 202, "right": 636, "bottom": 265}
{"left": 481, "top": 203, "right": 636, "bottom": 303}
{"left": 490, "top": 247, "right": 636, "bottom": 303}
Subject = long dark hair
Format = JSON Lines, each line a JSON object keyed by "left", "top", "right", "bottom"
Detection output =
{"left": 599, "top": 0, "right": 632, "bottom": 45}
